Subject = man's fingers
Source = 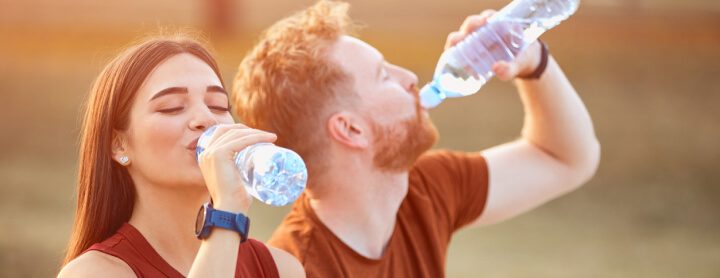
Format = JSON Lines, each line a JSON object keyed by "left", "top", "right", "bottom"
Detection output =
{"left": 444, "top": 31, "right": 463, "bottom": 50}
{"left": 446, "top": 10, "right": 497, "bottom": 49}
{"left": 492, "top": 61, "right": 519, "bottom": 81}
{"left": 459, "top": 10, "right": 497, "bottom": 36}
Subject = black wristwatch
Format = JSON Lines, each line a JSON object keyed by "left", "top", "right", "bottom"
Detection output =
{"left": 519, "top": 40, "right": 550, "bottom": 80}
{"left": 195, "top": 201, "right": 250, "bottom": 242}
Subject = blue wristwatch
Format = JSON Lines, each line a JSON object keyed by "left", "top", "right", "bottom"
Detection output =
{"left": 195, "top": 201, "right": 250, "bottom": 242}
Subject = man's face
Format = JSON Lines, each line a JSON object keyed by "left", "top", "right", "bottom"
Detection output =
{"left": 329, "top": 36, "right": 438, "bottom": 171}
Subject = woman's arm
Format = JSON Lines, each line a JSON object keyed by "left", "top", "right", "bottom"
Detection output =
{"left": 188, "top": 124, "right": 277, "bottom": 277}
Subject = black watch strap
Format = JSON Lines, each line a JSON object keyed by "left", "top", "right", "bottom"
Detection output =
{"left": 519, "top": 40, "right": 549, "bottom": 80}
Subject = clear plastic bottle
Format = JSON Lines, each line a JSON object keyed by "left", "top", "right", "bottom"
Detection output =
{"left": 196, "top": 125, "right": 308, "bottom": 206}
{"left": 419, "top": 0, "right": 580, "bottom": 108}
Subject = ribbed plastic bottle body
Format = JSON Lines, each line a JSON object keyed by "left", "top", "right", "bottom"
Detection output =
{"left": 419, "top": 0, "right": 580, "bottom": 108}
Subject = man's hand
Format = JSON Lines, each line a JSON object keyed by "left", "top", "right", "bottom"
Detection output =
{"left": 444, "top": 10, "right": 542, "bottom": 81}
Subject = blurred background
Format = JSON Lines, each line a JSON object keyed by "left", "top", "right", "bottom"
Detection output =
{"left": 1, "top": 0, "right": 719, "bottom": 277}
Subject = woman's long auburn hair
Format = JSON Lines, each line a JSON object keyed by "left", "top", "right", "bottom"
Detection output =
{"left": 63, "top": 34, "right": 224, "bottom": 265}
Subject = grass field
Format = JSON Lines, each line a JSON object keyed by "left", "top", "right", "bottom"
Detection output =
{"left": 0, "top": 1, "right": 719, "bottom": 277}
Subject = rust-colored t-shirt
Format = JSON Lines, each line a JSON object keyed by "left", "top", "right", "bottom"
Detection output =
{"left": 269, "top": 150, "right": 489, "bottom": 277}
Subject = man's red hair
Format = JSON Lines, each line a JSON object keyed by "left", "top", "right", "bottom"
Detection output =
{"left": 232, "top": 0, "right": 357, "bottom": 176}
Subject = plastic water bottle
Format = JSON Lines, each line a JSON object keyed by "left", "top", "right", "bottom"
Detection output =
{"left": 419, "top": 0, "right": 580, "bottom": 108}
{"left": 195, "top": 125, "right": 308, "bottom": 206}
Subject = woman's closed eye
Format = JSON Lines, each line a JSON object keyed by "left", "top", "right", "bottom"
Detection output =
{"left": 208, "top": 105, "right": 230, "bottom": 113}
{"left": 157, "top": 107, "right": 184, "bottom": 114}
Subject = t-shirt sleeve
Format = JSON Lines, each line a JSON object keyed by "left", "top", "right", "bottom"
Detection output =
{"left": 411, "top": 150, "right": 489, "bottom": 231}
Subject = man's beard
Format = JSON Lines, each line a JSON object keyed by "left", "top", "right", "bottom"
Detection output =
{"left": 370, "top": 100, "right": 439, "bottom": 172}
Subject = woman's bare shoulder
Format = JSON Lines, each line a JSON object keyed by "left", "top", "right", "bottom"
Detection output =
{"left": 268, "top": 246, "right": 305, "bottom": 278}
{"left": 57, "top": 250, "right": 135, "bottom": 278}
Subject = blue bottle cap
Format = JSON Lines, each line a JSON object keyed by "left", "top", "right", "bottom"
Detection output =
{"left": 419, "top": 83, "right": 445, "bottom": 109}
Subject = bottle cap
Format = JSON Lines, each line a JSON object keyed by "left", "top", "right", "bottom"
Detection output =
{"left": 419, "top": 83, "right": 445, "bottom": 109}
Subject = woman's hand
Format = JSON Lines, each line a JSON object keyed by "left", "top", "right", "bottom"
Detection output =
{"left": 444, "top": 10, "right": 542, "bottom": 81}
{"left": 196, "top": 124, "right": 277, "bottom": 213}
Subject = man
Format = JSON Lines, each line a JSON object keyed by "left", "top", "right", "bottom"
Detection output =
{"left": 232, "top": 1, "right": 600, "bottom": 277}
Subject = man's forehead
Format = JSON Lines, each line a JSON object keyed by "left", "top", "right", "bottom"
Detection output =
{"left": 333, "top": 36, "right": 381, "bottom": 58}
{"left": 329, "top": 35, "right": 382, "bottom": 74}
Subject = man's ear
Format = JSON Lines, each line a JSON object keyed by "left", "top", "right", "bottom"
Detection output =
{"left": 327, "top": 112, "right": 369, "bottom": 149}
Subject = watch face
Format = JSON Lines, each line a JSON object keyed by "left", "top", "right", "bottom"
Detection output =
{"left": 195, "top": 204, "right": 207, "bottom": 235}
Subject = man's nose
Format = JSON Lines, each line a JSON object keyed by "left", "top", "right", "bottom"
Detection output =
{"left": 390, "top": 64, "right": 419, "bottom": 93}
{"left": 405, "top": 71, "right": 419, "bottom": 93}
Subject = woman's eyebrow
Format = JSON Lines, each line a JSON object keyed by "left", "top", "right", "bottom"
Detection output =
{"left": 149, "top": 86, "right": 226, "bottom": 101}
{"left": 150, "top": 87, "right": 189, "bottom": 101}
{"left": 207, "top": 85, "right": 227, "bottom": 95}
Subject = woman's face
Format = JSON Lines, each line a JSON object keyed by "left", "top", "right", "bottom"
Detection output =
{"left": 116, "top": 53, "right": 234, "bottom": 188}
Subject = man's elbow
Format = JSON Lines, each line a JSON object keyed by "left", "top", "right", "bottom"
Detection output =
{"left": 574, "top": 138, "right": 601, "bottom": 186}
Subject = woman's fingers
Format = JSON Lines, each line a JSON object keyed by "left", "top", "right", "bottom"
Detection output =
{"left": 199, "top": 128, "right": 276, "bottom": 162}
{"left": 214, "top": 133, "right": 278, "bottom": 155}
{"left": 196, "top": 126, "right": 276, "bottom": 214}
{"left": 202, "top": 123, "right": 249, "bottom": 149}
{"left": 211, "top": 128, "right": 275, "bottom": 151}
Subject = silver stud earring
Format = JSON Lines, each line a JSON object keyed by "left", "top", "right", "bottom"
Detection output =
{"left": 119, "top": 156, "right": 130, "bottom": 166}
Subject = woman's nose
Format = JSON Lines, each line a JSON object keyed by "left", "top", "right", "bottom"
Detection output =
{"left": 188, "top": 106, "right": 217, "bottom": 131}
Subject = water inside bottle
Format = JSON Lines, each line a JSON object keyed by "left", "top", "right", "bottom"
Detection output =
{"left": 235, "top": 143, "right": 308, "bottom": 206}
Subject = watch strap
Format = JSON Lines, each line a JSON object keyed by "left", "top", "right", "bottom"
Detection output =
{"left": 519, "top": 40, "right": 549, "bottom": 80}
{"left": 209, "top": 209, "right": 250, "bottom": 242}
{"left": 198, "top": 203, "right": 250, "bottom": 242}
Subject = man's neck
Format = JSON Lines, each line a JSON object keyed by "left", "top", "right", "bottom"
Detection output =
{"left": 128, "top": 180, "right": 208, "bottom": 275}
{"left": 308, "top": 166, "right": 410, "bottom": 259}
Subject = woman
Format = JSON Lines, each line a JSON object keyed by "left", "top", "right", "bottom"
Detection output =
{"left": 58, "top": 34, "right": 305, "bottom": 277}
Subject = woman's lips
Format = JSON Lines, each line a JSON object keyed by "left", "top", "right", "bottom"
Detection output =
{"left": 186, "top": 137, "right": 200, "bottom": 150}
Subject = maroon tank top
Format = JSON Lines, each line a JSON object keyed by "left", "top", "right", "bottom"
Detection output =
{"left": 85, "top": 223, "right": 279, "bottom": 278}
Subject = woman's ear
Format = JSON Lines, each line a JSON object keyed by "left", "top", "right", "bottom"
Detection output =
{"left": 326, "top": 112, "right": 369, "bottom": 149}
{"left": 111, "top": 130, "right": 131, "bottom": 165}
